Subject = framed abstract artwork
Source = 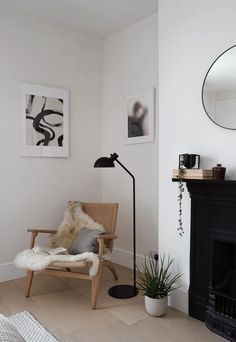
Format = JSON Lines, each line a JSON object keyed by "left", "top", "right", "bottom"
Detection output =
{"left": 125, "top": 88, "right": 155, "bottom": 144}
{"left": 20, "top": 83, "right": 69, "bottom": 157}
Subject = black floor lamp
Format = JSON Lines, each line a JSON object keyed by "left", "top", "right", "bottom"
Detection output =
{"left": 94, "top": 153, "right": 138, "bottom": 298}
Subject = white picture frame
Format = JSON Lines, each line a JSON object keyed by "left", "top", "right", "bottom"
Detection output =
{"left": 125, "top": 88, "right": 155, "bottom": 144}
{"left": 20, "top": 83, "right": 69, "bottom": 157}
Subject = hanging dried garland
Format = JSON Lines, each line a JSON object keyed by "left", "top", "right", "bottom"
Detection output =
{"left": 177, "top": 167, "right": 184, "bottom": 236}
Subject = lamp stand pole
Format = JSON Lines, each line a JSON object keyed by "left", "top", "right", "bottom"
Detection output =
{"left": 108, "top": 158, "right": 138, "bottom": 298}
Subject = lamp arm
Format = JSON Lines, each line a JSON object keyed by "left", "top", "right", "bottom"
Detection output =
{"left": 115, "top": 158, "right": 136, "bottom": 289}
{"left": 115, "top": 159, "right": 135, "bottom": 180}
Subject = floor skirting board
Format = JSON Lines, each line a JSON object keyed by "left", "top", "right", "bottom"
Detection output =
{"left": 0, "top": 262, "right": 25, "bottom": 282}
{"left": 169, "top": 288, "right": 188, "bottom": 314}
{"left": 112, "top": 247, "right": 145, "bottom": 270}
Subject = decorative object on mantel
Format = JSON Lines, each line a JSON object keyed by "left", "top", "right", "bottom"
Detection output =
{"left": 212, "top": 163, "right": 226, "bottom": 180}
{"left": 177, "top": 171, "right": 184, "bottom": 236}
{"left": 176, "top": 153, "right": 201, "bottom": 236}
{"left": 179, "top": 153, "right": 200, "bottom": 169}
{"left": 137, "top": 254, "right": 182, "bottom": 317}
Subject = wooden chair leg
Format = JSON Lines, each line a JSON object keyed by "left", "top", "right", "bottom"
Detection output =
{"left": 106, "top": 261, "right": 118, "bottom": 280}
{"left": 25, "top": 271, "right": 34, "bottom": 297}
{"left": 91, "top": 267, "right": 102, "bottom": 309}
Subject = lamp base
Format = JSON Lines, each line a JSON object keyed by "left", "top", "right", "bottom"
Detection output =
{"left": 108, "top": 284, "right": 138, "bottom": 299}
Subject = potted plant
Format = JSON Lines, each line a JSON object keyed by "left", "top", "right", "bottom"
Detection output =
{"left": 137, "top": 254, "right": 182, "bottom": 316}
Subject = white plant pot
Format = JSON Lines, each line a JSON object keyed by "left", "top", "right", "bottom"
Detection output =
{"left": 144, "top": 295, "right": 168, "bottom": 317}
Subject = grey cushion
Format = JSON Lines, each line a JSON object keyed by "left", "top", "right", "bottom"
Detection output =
{"left": 68, "top": 228, "right": 104, "bottom": 254}
{"left": 0, "top": 315, "right": 25, "bottom": 342}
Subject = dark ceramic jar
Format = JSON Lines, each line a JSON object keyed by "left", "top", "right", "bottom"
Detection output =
{"left": 212, "top": 164, "right": 226, "bottom": 180}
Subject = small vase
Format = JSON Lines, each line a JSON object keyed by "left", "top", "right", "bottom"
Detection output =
{"left": 144, "top": 295, "right": 168, "bottom": 317}
{"left": 212, "top": 164, "right": 226, "bottom": 180}
{"left": 182, "top": 154, "right": 197, "bottom": 169}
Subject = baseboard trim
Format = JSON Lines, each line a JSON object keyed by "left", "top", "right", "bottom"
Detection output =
{"left": 169, "top": 287, "right": 189, "bottom": 314}
{"left": 0, "top": 262, "right": 25, "bottom": 283}
{"left": 112, "top": 247, "right": 145, "bottom": 270}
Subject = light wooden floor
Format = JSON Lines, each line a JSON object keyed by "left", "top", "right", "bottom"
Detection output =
{"left": 0, "top": 264, "right": 225, "bottom": 342}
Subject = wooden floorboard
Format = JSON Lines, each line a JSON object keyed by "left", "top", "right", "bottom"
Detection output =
{"left": 0, "top": 264, "right": 225, "bottom": 341}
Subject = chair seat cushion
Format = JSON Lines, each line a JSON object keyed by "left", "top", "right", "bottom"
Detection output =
{"left": 49, "top": 260, "right": 89, "bottom": 268}
{"left": 14, "top": 248, "right": 100, "bottom": 276}
{"left": 68, "top": 227, "right": 104, "bottom": 254}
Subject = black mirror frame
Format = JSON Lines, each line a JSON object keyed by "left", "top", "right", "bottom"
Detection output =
{"left": 202, "top": 44, "right": 236, "bottom": 130}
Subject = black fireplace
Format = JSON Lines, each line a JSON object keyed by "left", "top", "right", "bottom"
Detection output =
{"left": 179, "top": 180, "right": 236, "bottom": 341}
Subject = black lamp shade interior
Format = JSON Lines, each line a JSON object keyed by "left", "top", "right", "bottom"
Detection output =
{"left": 94, "top": 157, "right": 115, "bottom": 168}
{"left": 94, "top": 153, "right": 119, "bottom": 168}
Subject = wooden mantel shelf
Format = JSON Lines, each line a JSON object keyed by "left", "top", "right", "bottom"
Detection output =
{"left": 172, "top": 178, "right": 236, "bottom": 185}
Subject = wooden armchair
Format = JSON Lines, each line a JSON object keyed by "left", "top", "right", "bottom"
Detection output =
{"left": 25, "top": 202, "right": 118, "bottom": 309}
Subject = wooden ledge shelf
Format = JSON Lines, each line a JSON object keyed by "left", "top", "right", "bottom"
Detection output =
{"left": 172, "top": 178, "right": 236, "bottom": 184}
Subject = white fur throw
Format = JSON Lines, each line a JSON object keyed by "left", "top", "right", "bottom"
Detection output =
{"left": 13, "top": 247, "right": 99, "bottom": 276}
{"left": 13, "top": 201, "right": 105, "bottom": 277}
{"left": 48, "top": 201, "right": 106, "bottom": 248}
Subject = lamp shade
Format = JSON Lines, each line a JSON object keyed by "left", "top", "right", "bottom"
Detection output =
{"left": 94, "top": 153, "right": 118, "bottom": 168}
{"left": 94, "top": 157, "right": 115, "bottom": 168}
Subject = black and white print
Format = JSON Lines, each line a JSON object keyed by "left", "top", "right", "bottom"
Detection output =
{"left": 127, "top": 96, "right": 149, "bottom": 138}
{"left": 125, "top": 88, "right": 155, "bottom": 144}
{"left": 20, "top": 84, "right": 69, "bottom": 157}
{"left": 25, "top": 94, "right": 64, "bottom": 147}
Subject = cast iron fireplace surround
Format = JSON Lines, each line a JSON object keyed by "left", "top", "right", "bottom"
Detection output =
{"left": 176, "top": 179, "right": 236, "bottom": 341}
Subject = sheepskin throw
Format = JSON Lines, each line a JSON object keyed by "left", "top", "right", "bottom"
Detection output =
{"left": 13, "top": 201, "right": 106, "bottom": 276}
{"left": 48, "top": 201, "right": 106, "bottom": 248}
{"left": 13, "top": 247, "right": 99, "bottom": 276}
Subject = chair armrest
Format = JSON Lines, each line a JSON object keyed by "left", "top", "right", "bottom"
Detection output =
{"left": 96, "top": 235, "right": 117, "bottom": 260}
{"left": 27, "top": 229, "right": 57, "bottom": 249}
{"left": 97, "top": 238, "right": 105, "bottom": 260}
{"left": 96, "top": 235, "right": 117, "bottom": 240}
{"left": 27, "top": 229, "right": 57, "bottom": 234}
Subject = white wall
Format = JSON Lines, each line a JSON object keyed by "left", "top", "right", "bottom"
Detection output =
{"left": 102, "top": 14, "right": 158, "bottom": 268}
{"left": 159, "top": 0, "right": 236, "bottom": 313}
{"left": 0, "top": 4, "right": 103, "bottom": 281}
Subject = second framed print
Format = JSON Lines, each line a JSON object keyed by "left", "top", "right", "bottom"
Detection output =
{"left": 125, "top": 88, "right": 155, "bottom": 144}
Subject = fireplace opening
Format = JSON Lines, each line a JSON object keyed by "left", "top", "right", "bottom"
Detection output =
{"left": 207, "top": 239, "right": 236, "bottom": 339}
{"left": 213, "top": 240, "right": 236, "bottom": 300}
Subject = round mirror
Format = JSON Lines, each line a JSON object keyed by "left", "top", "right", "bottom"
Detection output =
{"left": 202, "top": 45, "right": 236, "bottom": 130}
